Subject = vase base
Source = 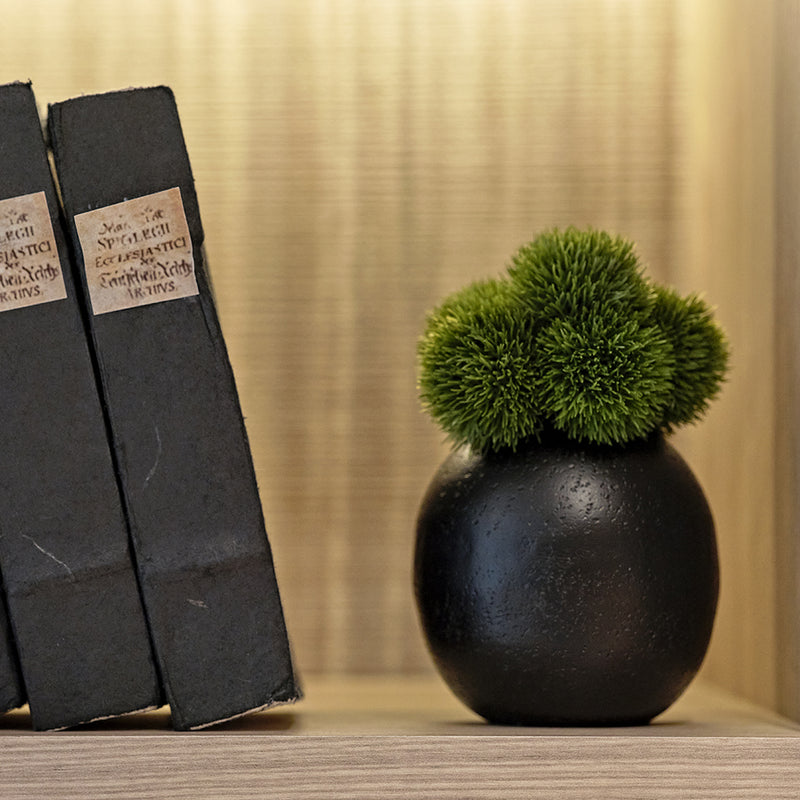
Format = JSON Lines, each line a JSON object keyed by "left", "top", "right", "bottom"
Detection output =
{"left": 479, "top": 712, "right": 655, "bottom": 728}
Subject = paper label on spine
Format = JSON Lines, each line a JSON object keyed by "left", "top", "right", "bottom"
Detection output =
{"left": 74, "top": 187, "right": 199, "bottom": 315}
{"left": 0, "top": 191, "right": 67, "bottom": 312}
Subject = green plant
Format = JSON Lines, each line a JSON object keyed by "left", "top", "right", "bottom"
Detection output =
{"left": 418, "top": 227, "right": 729, "bottom": 451}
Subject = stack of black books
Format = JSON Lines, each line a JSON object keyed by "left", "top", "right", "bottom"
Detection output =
{"left": 0, "top": 82, "right": 300, "bottom": 730}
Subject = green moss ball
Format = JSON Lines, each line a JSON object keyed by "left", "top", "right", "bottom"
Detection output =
{"left": 650, "top": 285, "right": 729, "bottom": 428}
{"left": 508, "top": 227, "right": 651, "bottom": 322}
{"left": 418, "top": 279, "right": 543, "bottom": 451}
{"left": 536, "top": 313, "right": 675, "bottom": 445}
{"left": 417, "top": 227, "right": 730, "bottom": 452}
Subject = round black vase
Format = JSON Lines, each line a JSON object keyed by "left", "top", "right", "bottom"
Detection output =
{"left": 414, "top": 433, "right": 719, "bottom": 726}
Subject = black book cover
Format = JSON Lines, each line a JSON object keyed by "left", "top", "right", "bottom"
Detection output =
{"left": 0, "top": 82, "right": 162, "bottom": 730}
{"left": 0, "top": 594, "right": 22, "bottom": 716}
{"left": 48, "top": 86, "right": 300, "bottom": 730}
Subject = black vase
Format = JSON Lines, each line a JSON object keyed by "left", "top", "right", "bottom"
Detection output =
{"left": 414, "top": 433, "right": 719, "bottom": 726}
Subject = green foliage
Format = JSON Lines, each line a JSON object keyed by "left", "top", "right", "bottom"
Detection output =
{"left": 536, "top": 313, "right": 675, "bottom": 445}
{"left": 649, "top": 285, "right": 730, "bottom": 429}
{"left": 508, "top": 227, "right": 651, "bottom": 322}
{"left": 418, "top": 279, "right": 543, "bottom": 452}
{"left": 418, "top": 227, "right": 730, "bottom": 451}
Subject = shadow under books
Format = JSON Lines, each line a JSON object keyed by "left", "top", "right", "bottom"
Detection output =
{"left": 0, "top": 706, "right": 299, "bottom": 733}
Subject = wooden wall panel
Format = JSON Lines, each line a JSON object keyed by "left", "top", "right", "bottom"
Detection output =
{"left": 774, "top": 0, "right": 800, "bottom": 721}
{"left": 673, "top": 0, "right": 778, "bottom": 710}
{"left": 2, "top": 0, "right": 791, "bottom": 713}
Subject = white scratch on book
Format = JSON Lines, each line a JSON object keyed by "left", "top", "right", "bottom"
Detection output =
{"left": 21, "top": 535, "right": 73, "bottom": 577}
{"left": 187, "top": 598, "right": 208, "bottom": 609}
{"left": 144, "top": 425, "right": 162, "bottom": 487}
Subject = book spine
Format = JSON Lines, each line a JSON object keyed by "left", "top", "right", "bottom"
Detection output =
{"left": 0, "top": 82, "right": 162, "bottom": 730}
{"left": 0, "top": 592, "right": 23, "bottom": 715}
{"left": 48, "top": 86, "right": 299, "bottom": 730}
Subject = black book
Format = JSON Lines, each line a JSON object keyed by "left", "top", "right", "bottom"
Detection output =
{"left": 48, "top": 86, "right": 300, "bottom": 730}
{"left": 0, "top": 596, "right": 22, "bottom": 717}
{"left": 0, "top": 82, "right": 162, "bottom": 730}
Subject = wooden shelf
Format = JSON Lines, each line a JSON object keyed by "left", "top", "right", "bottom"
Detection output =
{"left": 0, "top": 675, "right": 798, "bottom": 798}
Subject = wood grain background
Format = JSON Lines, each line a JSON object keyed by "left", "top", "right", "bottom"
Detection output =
{"left": 1, "top": 0, "right": 796, "bottom": 718}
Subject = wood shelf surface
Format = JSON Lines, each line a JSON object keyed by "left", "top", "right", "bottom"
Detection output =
{"left": 0, "top": 675, "right": 798, "bottom": 798}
